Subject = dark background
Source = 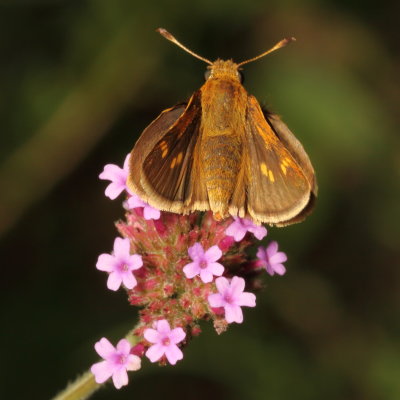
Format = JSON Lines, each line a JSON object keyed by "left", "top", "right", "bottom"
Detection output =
{"left": 1, "top": 1, "right": 399, "bottom": 399}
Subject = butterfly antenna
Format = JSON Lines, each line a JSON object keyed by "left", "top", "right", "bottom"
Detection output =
{"left": 237, "top": 37, "right": 296, "bottom": 67}
{"left": 157, "top": 28, "right": 213, "bottom": 65}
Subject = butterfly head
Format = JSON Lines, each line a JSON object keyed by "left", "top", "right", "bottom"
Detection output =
{"left": 204, "top": 60, "right": 242, "bottom": 82}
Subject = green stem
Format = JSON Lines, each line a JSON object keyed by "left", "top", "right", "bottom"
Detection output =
{"left": 51, "top": 329, "right": 140, "bottom": 400}
{"left": 51, "top": 371, "right": 102, "bottom": 400}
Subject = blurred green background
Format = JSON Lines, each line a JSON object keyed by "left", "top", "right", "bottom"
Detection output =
{"left": 1, "top": 0, "right": 399, "bottom": 399}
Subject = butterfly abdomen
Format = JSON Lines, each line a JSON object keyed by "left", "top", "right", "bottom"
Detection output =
{"left": 200, "top": 135, "right": 242, "bottom": 216}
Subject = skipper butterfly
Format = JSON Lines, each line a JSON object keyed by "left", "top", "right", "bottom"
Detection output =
{"left": 128, "top": 28, "right": 317, "bottom": 226}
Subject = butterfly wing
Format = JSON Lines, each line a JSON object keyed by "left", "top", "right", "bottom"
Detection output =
{"left": 128, "top": 103, "right": 186, "bottom": 198}
{"left": 265, "top": 110, "right": 317, "bottom": 225}
{"left": 128, "top": 91, "right": 208, "bottom": 213}
{"left": 242, "top": 95, "right": 315, "bottom": 226}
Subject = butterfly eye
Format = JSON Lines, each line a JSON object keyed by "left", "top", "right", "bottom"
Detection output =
{"left": 204, "top": 69, "right": 212, "bottom": 81}
{"left": 238, "top": 71, "right": 245, "bottom": 84}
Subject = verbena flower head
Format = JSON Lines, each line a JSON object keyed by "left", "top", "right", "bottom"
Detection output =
{"left": 91, "top": 338, "right": 141, "bottom": 389}
{"left": 144, "top": 319, "right": 186, "bottom": 365}
{"left": 94, "top": 154, "right": 289, "bottom": 387}
{"left": 257, "top": 241, "right": 287, "bottom": 276}
{"left": 96, "top": 237, "right": 143, "bottom": 291}
{"left": 183, "top": 243, "right": 224, "bottom": 283}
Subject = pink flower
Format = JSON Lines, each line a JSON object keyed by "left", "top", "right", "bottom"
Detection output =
{"left": 257, "top": 241, "right": 287, "bottom": 276}
{"left": 208, "top": 276, "right": 256, "bottom": 323}
{"left": 91, "top": 337, "right": 141, "bottom": 389}
{"left": 99, "top": 154, "right": 130, "bottom": 200}
{"left": 99, "top": 153, "right": 160, "bottom": 219}
{"left": 126, "top": 194, "right": 161, "bottom": 220}
{"left": 96, "top": 237, "right": 143, "bottom": 291}
{"left": 183, "top": 243, "right": 224, "bottom": 283}
{"left": 225, "top": 217, "right": 267, "bottom": 242}
{"left": 144, "top": 320, "right": 186, "bottom": 365}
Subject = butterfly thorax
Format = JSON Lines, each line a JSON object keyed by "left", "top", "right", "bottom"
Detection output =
{"left": 199, "top": 60, "right": 249, "bottom": 218}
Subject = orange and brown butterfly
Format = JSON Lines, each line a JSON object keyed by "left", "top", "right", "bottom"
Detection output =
{"left": 127, "top": 28, "right": 317, "bottom": 226}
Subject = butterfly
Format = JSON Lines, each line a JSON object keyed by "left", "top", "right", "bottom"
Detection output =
{"left": 127, "top": 28, "right": 317, "bottom": 226}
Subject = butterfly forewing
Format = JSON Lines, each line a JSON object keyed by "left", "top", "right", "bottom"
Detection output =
{"left": 139, "top": 91, "right": 208, "bottom": 213}
{"left": 128, "top": 104, "right": 186, "bottom": 198}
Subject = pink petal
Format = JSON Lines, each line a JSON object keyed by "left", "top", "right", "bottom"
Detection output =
{"left": 208, "top": 293, "right": 224, "bottom": 308}
{"left": 205, "top": 245, "right": 222, "bottom": 262}
{"left": 230, "top": 276, "right": 245, "bottom": 296}
{"left": 215, "top": 276, "right": 230, "bottom": 293}
{"left": 164, "top": 344, "right": 183, "bottom": 365}
{"left": 156, "top": 319, "right": 171, "bottom": 334}
{"left": 99, "top": 164, "right": 122, "bottom": 180}
{"left": 122, "top": 272, "right": 137, "bottom": 289}
{"left": 239, "top": 292, "right": 256, "bottom": 307}
{"left": 96, "top": 254, "right": 115, "bottom": 272}
{"left": 208, "top": 262, "right": 224, "bottom": 276}
{"left": 116, "top": 339, "right": 131, "bottom": 355}
{"left": 112, "top": 368, "right": 128, "bottom": 389}
{"left": 107, "top": 272, "right": 123, "bottom": 291}
{"left": 183, "top": 262, "right": 200, "bottom": 279}
{"left": 99, "top": 163, "right": 128, "bottom": 200}
{"left": 224, "top": 304, "right": 243, "bottom": 323}
{"left": 99, "top": 164, "right": 126, "bottom": 185}
{"left": 270, "top": 252, "right": 287, "bottom": 264}
{"left": 146, "top": 343, "right": 165, "bottom": 362}
{"left": 94, "top": 338, "right": 116, "bottom": 359}
{"left": 143, "top": 206, "right": 161, "bottom": 220}
{"left": 199, "top": 269, "right": 213, "bottom": 283}
{"left": 126, "top": 354, "right": 141, "bottom": 371}
{"left": 104, "top": 182, "right": 125, "bottom": 200}
{"left": 266, "top": 241, "right": 278, "bottom": 256}
{"left": 122, "top": 154, "right": 130, "bottom": 171}
{"left": 272, "top": 263, "right": 286, "bottom": 275}
{"left": 188, "top": 242, "right": 205, "bottom": 261}
{"left": 241, "top": 218, "right": 253, "bottom": 227}
{"left": 127, "top": 194, "right": 145, "bottom": 209}
{"left": 225, "top": 221, "right": 246, "bottom": 241}
{"left": 128, "top": 254, "right": 143, "bottom": 271}
{"left": 266, "top": 264, "right": 275, "bottom": 276}
{"left": 235, "top": 230, "right": 246, "bottom": 241}
{"left": 91, "top": 360, "right": 113, "bottom": 383}
{"left": 169, "top": 327, "right": 186, "bottom": 344}
{"left": 250, "top": 225, "right": 267, "bottom": 240}
{"left": 256, "top": 247, "right": 266, "bottom": 261}
{"left": 114, "top": 237, "right": 130, "bottom": 257}
{"left": 144, "top": 328, "right": 160, "bottom": 343}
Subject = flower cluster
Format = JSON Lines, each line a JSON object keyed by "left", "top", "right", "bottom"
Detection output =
{"left": 92, "top": 154, "right": 287, "bottom": 389}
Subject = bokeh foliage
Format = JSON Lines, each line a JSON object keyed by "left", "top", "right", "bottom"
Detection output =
{"left": 0, "top": 1, "right": 399, "bottom": 399}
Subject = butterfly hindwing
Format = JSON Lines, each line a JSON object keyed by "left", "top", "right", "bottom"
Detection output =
{"left": 244, "top": 95, "right": 312, "bottom": 225}
{"left": 264, "top": 110, "right": 317, "bottom": 225}
{"left": 265, "top": 111, "right": 317, "bottom": 195}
